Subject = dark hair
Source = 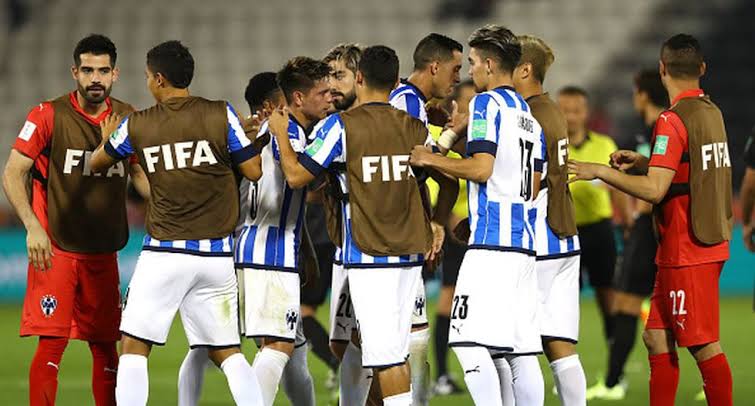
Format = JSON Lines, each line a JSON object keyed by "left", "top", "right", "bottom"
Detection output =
{"left": 468, "top": 25, "right": 521, "bottom": 74}
{"left": 73, "top": 34, "right": 117, "bottom": 67}
{"left": 413, "top": 33, "right": 463, "bottom": 70}
{"left": 358, "top": 45, "right": 399, "bottom": 92}
{"left": 146, "top": 40, "right": 194, "bottom": 89}
{"left": 661, "top": 34, "right": 704, "bottom": 79}
{"left": 634, "top": 69, "right": 669, "bottom": 108}
{"left": 323, "top": 43, "right": 364, "bottom": 75}
{"left": 558, "top": 85, "right": 588, "bottom": 99}
{"left": 245, "top": 72, "right": 280, "bottom": 111}
{"left": 277, "top": 57, "right": 332, "bottom": 104}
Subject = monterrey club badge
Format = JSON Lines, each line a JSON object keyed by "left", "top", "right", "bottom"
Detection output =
{"left": 285, "top": 308, "right": 298, "bottom": 332}
{"left": 40, "top": 295, "right": 58, "bottom": 318}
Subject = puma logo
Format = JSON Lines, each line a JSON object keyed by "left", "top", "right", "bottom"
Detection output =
{"left": 465, "top": 366, "right": 481, "bottom": 374}
{"left": 451, "top": 324, "right": 462, "bottom": 335}
{"left": 676, "top": 320, "right": 686, "bottom": 330}
{"left": 337, "top": 322, "right": 349, "bottom": 332}
{"left": 46, "top": 362, "right": 59, "bottom": 370}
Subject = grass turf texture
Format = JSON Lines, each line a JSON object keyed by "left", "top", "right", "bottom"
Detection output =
{"left": 0, "top": 297, "right": 752, "bottom": 405}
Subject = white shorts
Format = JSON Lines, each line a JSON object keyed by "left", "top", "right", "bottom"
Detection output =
{"left": 121, "top": 251, "right": 240, "bottom": 348}
{"left": 537, "top": 255, "right": 581, "bottom": 343}
{"left": 347, "top": 266, "right": 421, "bottom": 368}
{"left": 329, "top": 263, "right": 356, "bottom": 343}
{"left": 241, "top": 267, "right": 300, "bottom": 342}
{"left": 448, "top": 250, "right": 542, "bottom": 354}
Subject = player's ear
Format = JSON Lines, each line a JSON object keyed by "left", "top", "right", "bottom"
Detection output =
{"left": 293, "top": 90, "right": 304, "bottom": 108}
{"left": 112, "top": 66, "right": 120, "bottom": 83}
{"left": 355, "top": 70, "right": 365, "bottom": 87}
{"left": 71, "top": 65, "right": 78, "bottom": 80}
{"left": 658, "top": 60, "right": 666, "bottom": 78}
{"left": 699, "top": 61, "right": 707, "bottom": 77}
{"left": 430, "top": 61, "right": 439, "bottom": 75}
{"left": 485, "top": 58, "right": 493, "bottom": 76}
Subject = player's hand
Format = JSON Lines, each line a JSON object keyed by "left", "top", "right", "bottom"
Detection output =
{"left": 425, "top": 221, "right": 445, "bottom": 269}
{"left": 410, "top": 145, "right": 434, "bottom": 167}
{"left": 426, "top": 104, "right": 450, "bottom": 128}
{"left": 27, "top": 222, "right": 52, "bottom": 271}
{"left": 610, "top": 150, "right": 642, "bottom": 172}
{"left": 567, "top": 160, "right": 604, "bottom": 183}
{"left": 241, "top": 110, "right": 269, "bottom": 136}
{"left": 448, "top": 101, "right": 469, "bottom": 136}
{"left": 268, "top": 107, "right": 289, "bottom": 139}
{"left": 99, "top": 112, "right": 123, "bottom": 142}
{"left": 452, "top": 217, "right": 470, "bottom": 244}
{"left": 743, "top": 224, "right": 755, "bottom": 252}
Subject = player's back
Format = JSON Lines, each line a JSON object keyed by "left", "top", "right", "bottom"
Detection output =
{"left": 389, "top": 80, "right": 428, "bottom": 125}
{"left": 235, "top": 119, "right": 307, "bottom": 270}
{"left": 467, "top": 86, "right": 542, "bottom": 253}
{"left": 121, "top": 96, "right": 241, "bottom": 241}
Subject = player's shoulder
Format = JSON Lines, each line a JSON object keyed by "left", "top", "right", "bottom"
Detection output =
{"left": 311, "top": 112, "right": 344, "bottom": 138}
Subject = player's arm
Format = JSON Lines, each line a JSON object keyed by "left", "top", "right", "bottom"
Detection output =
{"left": 532, "top": 130, "right": 546, "bottom": 199}
{"left": 2, "top": 150, "right": 51, "bottom": 270}
{"left": 90, "top": 113, "right": 129, "bottom": 173}
{"left": 411, "top": 149, "right": 494, "bottom": 183}
{"left": 128, "top": 162, "right": 150, "bottom": 200}
{"left": 569, "top": 163, "right": 675, "bottom": 204}
{"left": 226, "top": 103, "right": 263, "bottom": 181}
{"left": 741, "top": 135, "right": 755, "bottom": 251}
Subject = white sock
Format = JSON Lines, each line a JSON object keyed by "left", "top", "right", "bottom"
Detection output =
{"left": 116, "top": 354, "right": 149, "bottom": 406}
{"left": 178, "top": 347, "right": 211, "bottom": 406}
{"left": 409, "top": 328, "right": 430, "bottom": 406}
{"left": 281, "top": 344, "right": 315, "bottom": 406}
{"left": 452, "top": 346, "right": 503, "bottom": 406}
{"left": 339, "top": 343, "right": 371, "bottom": 406}
{"left": 383, "top": 390, "right": 413, "bottom": 405}
{"left": 251, "top": 348, "right": 290, "bottom": 406}
{"left": 506, "top": 354, "right": 545, "bottom": 406}
{"left": 220, "top": 352, "right": 264, "bottom": 406}
{"left": 492, "top": 355, "right": 515, "bottom": 406}
{"left": 550, "top": 354, "right": 586, "bottom": 406}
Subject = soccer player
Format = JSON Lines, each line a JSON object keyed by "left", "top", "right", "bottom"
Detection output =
{"left": 557, "top": 85, "right": 632, "bottom": 344}
{"left": 411, "top": 25, "right": 545, "bottom": 406}
{"left": 742, "top": 130, "right": 755, "bottom": 252}
{"left": 1, "top": 34, "right": 145, "bottom": 406}
{"left": 432, "top": 79, "right": 475, "bottom": 397}
{"left": 388, "top": 32, "right": 462, "bottom": 405}
{"left": 512, "top": 35, "right": 586, "bottom": 405}
{"left": 234, "top": 57, "right": 331, "bottom": 406}
{"left": 569, "top": 33, "right": 733, "bottom": 406}
{"left": 269, "top": 45, "right": 456, "bottom": 406}
{"left": 89, "top": 40, "right": 264, "bottom": 406}
{"left": 587, "top": 69, "right": 667, "bottom": 400}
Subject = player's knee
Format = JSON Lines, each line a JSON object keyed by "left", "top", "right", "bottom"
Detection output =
{"left": 264, "top": 339, "right": 295, "bottom": 357}
{"left": 207, "top": 346, "right": 241, "bottom": 367}
{"left": 330, "top": 341, "right": 347, "bottom": 361}
{"left": 300, "top": 305, "right": 316, "bottom": 318}
{"left": 542, "top": 339, "right": 576, "bottom": 362}
{"left": 688, "top": 341, "right": 722, "bottom": 362}
{"left": 642, "top": 329, "right": 670, "bottom": 354}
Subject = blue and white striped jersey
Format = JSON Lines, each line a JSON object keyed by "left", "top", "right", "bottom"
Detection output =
{"left": 107, "top": 102, "right": 253, "bottom": 256}
{"left": 389, "top": 80, "right": 428, "bottom": 125}
{"left": 235, "top": 116, "right": 309, "bottom": 271}
{"left": 466, "top": 86, "right": 545, "bottom": 256}
{"left": 298, "top": 112, "right": 425, "bottom": 268}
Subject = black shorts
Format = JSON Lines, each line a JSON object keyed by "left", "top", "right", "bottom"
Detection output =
{"left": 577, "top": 218, "right": 617, "bottom": 289}
{"left": 440, "top": 235, "right": 466, "bottom": 286}
{"left": 300, "top": 242, "right": 335, "bottom": 307}
{"left": 615, "top": 213, "right": 658, "bottom": 296}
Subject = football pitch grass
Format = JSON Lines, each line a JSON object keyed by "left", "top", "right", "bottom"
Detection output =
{"left": 0, "top": 297, "right": 752, "bottom": 405}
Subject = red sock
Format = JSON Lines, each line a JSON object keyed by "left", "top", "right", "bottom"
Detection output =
{"left": 29, "top": 337, "right": 69, "bottom": 406}
{"left": 89, "top": 341, "right": 119, "bottom": 406}
{"left": 697, "top": 353, "right": 733, "bottom": 406}
{"left": 649, "top": 352, "right": 679, "bottom": 406}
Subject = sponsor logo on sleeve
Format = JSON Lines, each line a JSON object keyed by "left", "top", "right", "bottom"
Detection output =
{"left": 17, "top": 121, "right": 37, "bottom": 141}
{"left": 653, "top": 135, "right": 669, "bottom": 156}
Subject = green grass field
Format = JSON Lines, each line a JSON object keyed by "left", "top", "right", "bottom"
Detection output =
{"left": 0, "top": 297, "right": 752, "bottom": 405}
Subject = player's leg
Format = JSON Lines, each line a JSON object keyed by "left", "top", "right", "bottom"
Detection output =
{"left": 579, "top": 220, "right": 617, "bottom": 341}
{"left": 177, "top": 347, "right": 211, "bottom": 406}
{"left": 539, "top": 255, "right": 586, "bottom": 405}
{"left": 71, "top": 255, "right": 122, "bottom": 406}
{"left": 676, "top": 262, "right": 731, "bottom": 406}
{"left": 491, "top": 354, "right": 515, "bottom": 406}
{"left": 301, "top": 241, "right": 340, "bottom": 373}
{"left": 453, "top": 346, "right": 502, "bottom": 406}
{"left": 22, "top": 253, "right": 77, "bottom": 406}
{"left": 600, "top": 290, "right": 643, "bottom": 394}
{"left": 504, "top": 354, "right": 545, "bottom": 406}
{"left": 434, "top": 235, "right": 464, "bottom": 395}
{"left": 409, "top": 276, "right": 430, "bottom": 406}
{"left": 348, "top": 265, "right": 420, "bottom": 404}
{"left": 184, "top": 256, "right": 262, "bottom": 405}
{"left": 280, "top": 321, "right": 315, "bottom": 406}
{"left": 117, "top": 251, "right": 193, "bottom": 406}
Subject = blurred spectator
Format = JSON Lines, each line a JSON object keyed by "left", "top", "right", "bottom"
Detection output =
{"left": 435, "top": 0, "right": 494, "bottom": 20}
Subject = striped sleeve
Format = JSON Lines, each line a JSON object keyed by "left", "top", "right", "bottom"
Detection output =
{"left": 104, "top": 117, "right": 133, "bottom": 160}
{"left": 226, "top": 102, "right": 259, "bottom": 165}
{"left": 534, "top": 129, "right": 546, "bottom": 172}
{"left": 466, "top": 93, "right": 499, "bottom": 156}
{"left": 391, "top": 92, "right": 423, "bottom": 121}
{"left": 299, "top": 114, "right": 344, "bottom": 176}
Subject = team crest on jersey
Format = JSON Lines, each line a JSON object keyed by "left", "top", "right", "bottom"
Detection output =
{"left": 414, "top": 296, "right": 425, "bottom": 316}
{"left": 285, "top": 308, "right": 298, "bottom": 332}
{"left": 40, "top": 295, "right": 58, "bottom": 318}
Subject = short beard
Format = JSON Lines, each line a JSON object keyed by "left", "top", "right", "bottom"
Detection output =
{"left": 333, "top": 90, "right": 356, "bottom": 111}
{"left": 77, "top": 83, "right": 111, "bottom": 104}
